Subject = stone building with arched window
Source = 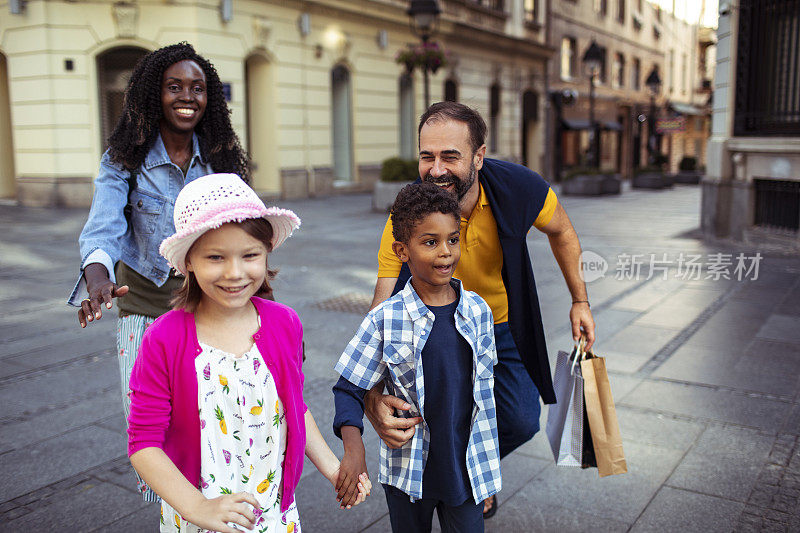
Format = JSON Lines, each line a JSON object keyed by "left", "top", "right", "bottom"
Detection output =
{"left": 0, "top": 0, "right": 552, "bottom": 206}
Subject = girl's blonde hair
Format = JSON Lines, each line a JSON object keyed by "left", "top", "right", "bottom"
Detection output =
{"left": 171, "top": 218, "right": 277, "bottom": 312}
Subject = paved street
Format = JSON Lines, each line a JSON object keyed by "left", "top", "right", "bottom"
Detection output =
{"left": 1, "top": 183, "right": 799, "bottom": 532}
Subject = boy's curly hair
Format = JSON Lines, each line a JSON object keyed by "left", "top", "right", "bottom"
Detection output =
{"left": 107, "top": 42, "right": 249, "bottom": 182}
{"left": 391, "top": 182, "right": 461, "bottom": 243}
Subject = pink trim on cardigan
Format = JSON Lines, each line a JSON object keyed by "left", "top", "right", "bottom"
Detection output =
{"left": 127, "top": 297, "right": 307, "bottom": 513}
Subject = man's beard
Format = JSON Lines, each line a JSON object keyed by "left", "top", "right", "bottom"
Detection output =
{"left": 423, "top": 161, "right": 477, "bottom": 201}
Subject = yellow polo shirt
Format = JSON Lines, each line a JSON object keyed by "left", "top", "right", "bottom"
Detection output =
{"left": 377, "top": 184, "right": 558, "bottom": 324}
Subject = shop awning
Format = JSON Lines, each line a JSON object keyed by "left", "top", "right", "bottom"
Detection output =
{"left": 561, "top": 119, "right": 623, "bottom": 131}
{"left": 561, "top": 118, "right": 592, "bottom": 130}
{"left": 670, "top": 102, "right": 705, "bottom": 116}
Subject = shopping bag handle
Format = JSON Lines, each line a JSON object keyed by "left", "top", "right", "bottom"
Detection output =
{"left": 575, "top": 336, "right": 596, "bottom": 361}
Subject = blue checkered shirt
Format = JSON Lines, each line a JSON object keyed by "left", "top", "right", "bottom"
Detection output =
{"left": 334, "top": 278, "right": 501, "bottom": 503}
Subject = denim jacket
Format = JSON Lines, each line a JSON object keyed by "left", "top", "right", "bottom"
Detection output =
{"left": 68, "top": 133, "right": 213, "bottom": 306}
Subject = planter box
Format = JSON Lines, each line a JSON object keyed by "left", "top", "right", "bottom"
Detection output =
{"left": 674, "top": 170, "right": 702, "bottom": 184}
{"left": 632, "top": 172, "right": 667, "bottom": 189}
{"left": 602, "top": 174, "right": 622, "bottom": 194}
{"left": 561, "top": 175, "right": 603, "bottom": 196}
{"left": 562, "top": 174, "right": 622, "bottom": 196}
{"left": 372, "top": 180, "right": 413, "bottom": 212}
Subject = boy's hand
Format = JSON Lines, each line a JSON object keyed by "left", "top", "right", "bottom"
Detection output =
{"left": 336, "top": 454, "right": 369, "bottom": 508}
{"left": 335, "top": 426, "right": 371, "bottom": 508}
{"left": 184, "top": 491, "right": 260, "bottom": 533}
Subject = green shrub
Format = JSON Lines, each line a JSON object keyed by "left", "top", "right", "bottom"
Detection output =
{"left": 380, "top": 157, "right": 418, "bottom": 182}
{"left": 563, "top": 166, "right": 603, "bottom": 181}
{"left": 679, "top": 156, "right": 698, "bottom": 171}
{"left": 652, "top": 152, "right": 669, "bottom": 167}
{"left": 634, "top": 165, "right": 664, "bottom": 176}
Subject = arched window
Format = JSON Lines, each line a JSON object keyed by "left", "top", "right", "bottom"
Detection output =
{"left": 489, "top": 83, "right": 501, "bottom": 153}
{"left": 96, "top": 47, "right": 148, "bottom": 148}
{"left": 399, "top": 73, "right": 415, "bottom": 159}
{"left": 444, "top": 79, "right": 458, "bottom": 102}
{"left": 521, "top": 90, "right": 539, "bottom": 168}
{"left": 331, "top": 65, "right": 354, "bottom": 181}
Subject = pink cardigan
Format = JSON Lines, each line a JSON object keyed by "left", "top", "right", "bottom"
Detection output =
{"left": 127, "top": 297, "right": 307, "bottom": 512}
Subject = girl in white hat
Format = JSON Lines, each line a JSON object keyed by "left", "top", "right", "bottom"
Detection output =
{"left": 127, "top": 174, "right": 370, "bottom": 533}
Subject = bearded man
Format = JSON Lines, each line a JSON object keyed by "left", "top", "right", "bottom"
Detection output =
{"left": 360, "top": 101, "right": 596, "bottom": 519}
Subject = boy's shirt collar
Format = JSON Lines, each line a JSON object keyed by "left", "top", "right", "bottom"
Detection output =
{"left": 398, "top": 277, "right": 466, "bottom": 322}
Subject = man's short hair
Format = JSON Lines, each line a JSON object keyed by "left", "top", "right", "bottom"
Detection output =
{"left": 418, "top": 101, "right": 487, "bottom": 154}
{"left": 391, "top": 182, "right": 461, "bottom": 243}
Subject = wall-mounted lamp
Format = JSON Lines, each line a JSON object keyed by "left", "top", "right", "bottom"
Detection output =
{"left": 314, "top": 44, "right": 323, "bottom": 59}
{"left": 298, "top": 13, "right": 311, "bottom": 37}
{"left": 219, "top": 0, "right": 232, "bottom": 23}
{"left": 376, "top": 29, "right": 388, "bottom": 50}
{"left": 10, "top": 0, "right": 26, "bottom": 14}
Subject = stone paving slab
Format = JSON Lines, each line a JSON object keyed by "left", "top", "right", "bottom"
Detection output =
{"left": 512, "top": 441, "right": 686, "bottom": 524}
{"left": 0, "top": 388, "right": 121, "bottom": 450}
{"left": 631, "top": 486, "right": 745, "bottom": 532}
{"left": 620, "top": 379, "right": 792, "bottom": 431}
{"left": 0, "top": 425, "right": 126, "bottom": 501}
{"left": 666, "top": 425, "right": 775, "bottom": 501}
{"left": 2, "top": 477, "right": 149, "bottom": 532}
{"left": 616, "top": 408, "right": 706, "bottom": 451}
{"left": 0, "top": 356, "right": 118, "bottom": 423}
{"left": 652, "top": 342, "right": 800, "bottom": 397}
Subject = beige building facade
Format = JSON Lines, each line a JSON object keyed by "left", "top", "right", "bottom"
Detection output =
{"left": 702, "top": 0, "right": 800, "bottom": 246}
{"left": 545, "top": 0, "right": 714, "bottom": 180}
{"left": 0, "top": 0, "right": 552, "bottom": 207}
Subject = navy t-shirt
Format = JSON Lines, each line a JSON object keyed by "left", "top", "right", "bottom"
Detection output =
{"left": 420, "top": 299, "right": 474, "bottom": 505}
{"left": 332, "top": 300, "right": 475, "bottom": 505}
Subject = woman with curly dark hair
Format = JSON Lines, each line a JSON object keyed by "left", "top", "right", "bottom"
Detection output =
{"left": 67, "top": 42, "right": 249, "bottom": 502}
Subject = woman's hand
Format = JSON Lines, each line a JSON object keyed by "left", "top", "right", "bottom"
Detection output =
{"left": 184, "top": 491, "right": 261, "bottom": 533}
{"left": 79, "top": 263, "right": 129, "bottom": 327}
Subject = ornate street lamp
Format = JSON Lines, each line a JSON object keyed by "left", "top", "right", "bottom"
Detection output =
{"left": 582, "top": 40, "right": 603, "bottom": 168}
{"left": 407, "top": 0, "right": 441, "bottom": 108}
{"left": 645, "top": 66, "right": 662, "bottom": 165}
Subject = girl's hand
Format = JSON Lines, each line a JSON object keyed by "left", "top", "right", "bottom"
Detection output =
{"left": 79, "top": 263, "right": 129, "bottom": 328}
{"left": 185, "top": 491, "right": 261, "bottom": 533}
{"left": 332, "top": 469, "right": 371, "bottom": 509}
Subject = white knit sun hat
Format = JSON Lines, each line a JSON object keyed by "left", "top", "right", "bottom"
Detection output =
{"left": 159, "top": 173, "right": 300, "bottom": 276}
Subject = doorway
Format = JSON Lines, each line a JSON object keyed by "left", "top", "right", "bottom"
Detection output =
{"left": 96, "top": 46, "right": 148, "bottom": 149}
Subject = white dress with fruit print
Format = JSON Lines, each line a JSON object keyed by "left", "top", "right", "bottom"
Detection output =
{"left": 159, "top": 342, "right": 300, "bottom": 533}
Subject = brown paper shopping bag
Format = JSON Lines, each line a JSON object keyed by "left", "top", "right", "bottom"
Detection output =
{"left": 581, "top": 354, "right": 628, "bottom": 477}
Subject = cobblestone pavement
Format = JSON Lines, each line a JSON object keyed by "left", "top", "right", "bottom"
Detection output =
{"left": 1, "top": 183, "right": 799, "bottom": 532}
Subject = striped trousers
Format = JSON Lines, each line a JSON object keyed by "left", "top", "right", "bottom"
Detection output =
{"left": 117, "top": 314, "right": 160, "bottom": 503}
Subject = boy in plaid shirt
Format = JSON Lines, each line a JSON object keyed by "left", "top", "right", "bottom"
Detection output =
{"left": 332, "top": 183, "right": 501, "bottom": 532}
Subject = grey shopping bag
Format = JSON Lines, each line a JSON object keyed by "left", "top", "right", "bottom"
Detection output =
{"left": 545, "top": 348, "right": 585, "bottom": 467}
